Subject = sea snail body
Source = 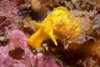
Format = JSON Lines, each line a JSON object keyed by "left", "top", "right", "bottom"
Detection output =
{"left": 28, "top": 6, "right": 91, "bottom": 49}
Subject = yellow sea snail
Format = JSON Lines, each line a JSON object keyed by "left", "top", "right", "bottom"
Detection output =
{"left": 28, "top": 6, "right": 91, "bottom": 49}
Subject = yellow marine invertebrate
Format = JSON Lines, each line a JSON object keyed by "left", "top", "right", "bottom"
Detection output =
{"left": 28, "top": 6, "right": 91, "bottom": 49}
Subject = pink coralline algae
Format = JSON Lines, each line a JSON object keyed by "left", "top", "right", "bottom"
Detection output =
{"left": 1, "top": 1, "right": 18, "bottom": 16}
{"left": 0, "top": 30, "right": 36, "bottom": 67}
{"left": 0, "top": 16, "right": 13, "bottom": 36}
{"left": 0, "top": 30, "right": 60, "bottom": 67}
